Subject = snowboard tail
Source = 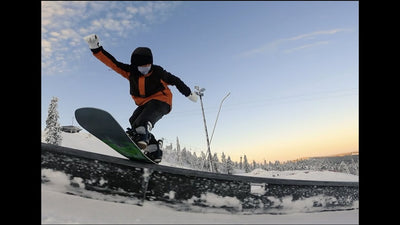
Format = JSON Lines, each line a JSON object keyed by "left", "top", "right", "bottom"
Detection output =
{"left": 75, "top": 107, "right": 154, "bottom": 163}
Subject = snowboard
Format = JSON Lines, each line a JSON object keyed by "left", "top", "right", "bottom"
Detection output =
{"left": 74, "top": 107, "right": 155, "bottom": 163}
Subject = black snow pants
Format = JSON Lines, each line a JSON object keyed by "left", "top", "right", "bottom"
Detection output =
{"left": 129, "top": 99, "right": 171, "bottom": 130}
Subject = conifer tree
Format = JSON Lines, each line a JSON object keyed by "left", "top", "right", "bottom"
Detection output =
{"left": 200, "top": 151, "right": 209, "bottom": 171}
{"left": 45, "top": 97, "right": 62, "bottom": 145}
{"left": 220, "top": 152, "right": 227, "bottom": 173}
{"left": 243, "top": 154, "right": 250, "bottom": 173}
{"left": 226, "top": 156, "right": 234, "bottom": 174}
{"left": 212, "top": 153, "right": 219, "bottom": 173}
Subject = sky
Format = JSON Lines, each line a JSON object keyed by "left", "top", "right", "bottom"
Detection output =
{"left": 41, "top": 1, "right": 359, "bottom": 163}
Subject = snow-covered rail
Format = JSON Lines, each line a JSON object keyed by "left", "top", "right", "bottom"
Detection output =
{"left": 41, "top": 143, "right": 358, "bottom": 213}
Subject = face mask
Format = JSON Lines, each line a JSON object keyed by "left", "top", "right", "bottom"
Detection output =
{"left": 138, "top": 65, "right": 151, "bottom": 75}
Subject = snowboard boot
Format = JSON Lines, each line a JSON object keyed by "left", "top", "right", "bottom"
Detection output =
{"left": 126, "top": 127, "right": 138, "bottom": 140}
{"left": 134, "top": 121, "right": 152, "bottom": 149}
{"left": 126, "top": 127, "right": 143, "bottom": 144}
{"left": 144, "top": 134, "right": 163, "bottom": 163}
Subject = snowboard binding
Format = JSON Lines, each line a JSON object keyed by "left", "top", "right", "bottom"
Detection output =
{"left": 126, "top": 128, "right": 163, "bottom": 163}
{"left": 126, "top": 127, "right": 148, "bottom": 149}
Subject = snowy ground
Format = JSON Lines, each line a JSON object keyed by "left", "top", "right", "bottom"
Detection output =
{"left": 41, "top": 132, "right": 359, "bottom": 224}
{"left": 237, "top": 168, "right": 358, "bottom": 182}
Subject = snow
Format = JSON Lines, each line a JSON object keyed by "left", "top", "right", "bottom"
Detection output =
{"left": 42, "top": 131, "right": 359, "bottom": 224}
{"left": 238, "top": 168, "right": 358, "bottom": 182}
{"left": 50, "top": 131, "right": 123, "bottom": 158}
{"left": 42, "top": 183, "right": 357, "bottom": 224}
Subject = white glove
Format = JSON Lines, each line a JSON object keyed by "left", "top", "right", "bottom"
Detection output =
{"left": 84, "top": 34, "right": 101, "bottom": 49}
{"left": 187, "top": 92, "right": 198, "bottom": 103}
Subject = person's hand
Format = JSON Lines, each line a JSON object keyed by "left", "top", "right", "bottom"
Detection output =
{"left": 187, "top": 92, "right": 198, "bottom": 103}
{"left": 84, "top": 34, "right": 101, "bottom": 49}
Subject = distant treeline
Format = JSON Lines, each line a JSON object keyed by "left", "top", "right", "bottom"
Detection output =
{"left": 162, "top": 141, "right": 359, "bottom": 175}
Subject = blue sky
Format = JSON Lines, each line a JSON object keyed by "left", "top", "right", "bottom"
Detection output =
{"left": 42, "top": 1, "right": 359, "bottom": 162}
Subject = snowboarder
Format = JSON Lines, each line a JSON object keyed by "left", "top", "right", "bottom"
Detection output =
{"left": 84, "top": 34, "right": 198, "bottom": 163}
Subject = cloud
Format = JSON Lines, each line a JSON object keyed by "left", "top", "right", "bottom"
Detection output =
{"left": 285, "top": 29, "right": 349, "bottom": 41}
{"left": 283, "top": 41, "right": 330, "bottom": 54}
{"left": 41, "top": 1, "right": 181, "bottom": 75}
{"left": 238, "top": 28, "right": 350, "bottom": 57}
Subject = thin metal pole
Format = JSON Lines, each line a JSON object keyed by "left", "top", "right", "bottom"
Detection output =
{"left": 210, "top": 92, "right": 230, "bottom": 144}
{"left": 199, "top": 94, "right": 214, "bottom": 172}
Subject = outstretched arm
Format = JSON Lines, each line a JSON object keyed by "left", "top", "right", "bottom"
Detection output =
{"left": 161, "top": 68, "right": 198, "bottom": 102}
{"left": 84, "top": 34, "right": 130, "bottom": 79}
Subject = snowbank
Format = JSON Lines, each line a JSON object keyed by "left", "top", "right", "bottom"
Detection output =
{"left": 43, "top": 131, "right": 123, "bottom": 158}
{"left": 238, "top": 168, "right": 358, "bottom": 182}
{"left": 42, "top": 168, "right": 358, "bottom": 224}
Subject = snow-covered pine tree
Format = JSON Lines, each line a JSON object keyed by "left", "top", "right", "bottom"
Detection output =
{"left": 45, "top": 96, "right": 62, "bottom": 145}
{"left": 192, "top": 152, "right": 202, "bottom": 170}
{"left": 252, "top": 160, "right": 257, "bottom": 170}
{"left": 181, "top": 147, "right": 188, "bottom": 165}
{"left": 262, "top": 159, "right": 267, "bottom": 170}
{"left": 243, "top": 154, "right": 250, "bottom": 173}
{"left": 226, "top": 156, "right": 234, "bottom": 175}
{"left": 338, "top": 161, "right": 350, "bottom": 174}
{"left": 350, "top": 158, "right": 359, "bottom": 175}
{"left": 220, "top": 152, "right": 227, "bottom": 174}
{"left": 176, "top": 137, "right": 181, "bottom": 165}
{"left": 200, "top": 151, "right": 209, "bottom": 171}
{"left": 212, "top": 153, "right": 220, "bottom": 173}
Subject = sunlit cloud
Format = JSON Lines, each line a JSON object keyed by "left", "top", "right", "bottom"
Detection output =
{"left": 41, "top": 1, "right": 181, "bottom": 75}
{"left": 283, "top": 41, "right": 330, "bottom": 54}
{"left": 238, "top": 28, "right": 351, "bottom": 57}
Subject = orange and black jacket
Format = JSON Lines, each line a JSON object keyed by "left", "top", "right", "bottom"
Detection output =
{"left": 91, "top": 46, "right": 191, "bottom": 109}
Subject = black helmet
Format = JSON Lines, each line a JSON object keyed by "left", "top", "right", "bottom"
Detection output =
{"left": 131, "top": 47, "right": 153, "bottom": 66}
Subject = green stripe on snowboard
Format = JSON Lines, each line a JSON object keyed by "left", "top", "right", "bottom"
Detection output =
{"left": 103, "top": 139, "right": 148, "bottom": 160}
